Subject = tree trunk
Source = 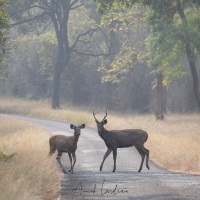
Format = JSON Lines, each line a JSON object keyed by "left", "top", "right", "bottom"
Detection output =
{"left": 185, "top": 43, "right": 200, "bottom": 109}
{"left": 155, "top": 72, "right": 165, "bottom": 120}
{"left": 108, "top": 21, "right": 120, "bottom": 110}
{"left": 50, "top": 2, "right": 70, "bottom": 109}
{"left": 52, "top": 63, "right": 62, "bottom": 109}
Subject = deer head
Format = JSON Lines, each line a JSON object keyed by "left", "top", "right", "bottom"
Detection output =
{"left": 93, "top": 111, "right": 107, "bottom": 133}
{"left": 70, "top": 124, "right": 85, "bottom": 136}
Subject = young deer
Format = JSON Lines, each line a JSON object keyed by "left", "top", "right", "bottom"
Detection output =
{"left": 93, "top": 111, "right": 149, "bottom": 172}
{"left": 49, "top": 124, "right": 85, "bottom": 174}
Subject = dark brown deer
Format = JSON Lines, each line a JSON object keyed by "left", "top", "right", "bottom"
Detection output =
{"left": 49, "top": 124, "right": 85, "bottom": 174}
{"left": 93, "top": 111, "right": 149, "bottom": 172}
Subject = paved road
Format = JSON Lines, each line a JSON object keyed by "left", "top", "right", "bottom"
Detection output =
{"left": 3, "top": 115, "right": 200, "bottom": 200}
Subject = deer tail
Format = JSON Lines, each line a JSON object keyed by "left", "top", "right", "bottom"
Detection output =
{"left": 145, "top": 132, "right": 148, "bottom": 142}
{"left": 49, "top": 136, "right": 56, "bottom": 156}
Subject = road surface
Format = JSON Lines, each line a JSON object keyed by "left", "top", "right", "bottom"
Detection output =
{"left": 3, "top": 115, "right": 200, "bottom": 200}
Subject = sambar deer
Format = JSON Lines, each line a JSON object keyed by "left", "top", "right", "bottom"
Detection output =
{"left": 93, "top": 111, "right": 149, "bottom": 172}
{"left": 49, "top": 124, "right": 85, "bottom": 174}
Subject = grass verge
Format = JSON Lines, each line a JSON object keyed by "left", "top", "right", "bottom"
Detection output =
{"left": 0, "top": 116, "right": 60, "bottom": 200}
{"left": 0, "top": 98, "right": 92, "bottom": 124}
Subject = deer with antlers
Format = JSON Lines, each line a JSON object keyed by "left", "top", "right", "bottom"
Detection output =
{"left": 93, "top": 111, "right": 149, "bottom": 172}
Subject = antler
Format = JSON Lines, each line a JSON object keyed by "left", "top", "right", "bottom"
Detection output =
{"left": 102, "top": 110, "right": 107, "bottom": 121}
{"left": 93, "top": 110, "right": 107, "bottom": 122}
{"left": 93, "top": 110, "right": 98, "bottom": 121}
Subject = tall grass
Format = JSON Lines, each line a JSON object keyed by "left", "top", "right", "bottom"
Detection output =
{"left": 0, "top": 98, "right": 200, "bottom": 174}
{"left": 0, "top": 116, "right": 60, "bottom": 200}
{"left": 0, "top": 98, "right": 92, "bottom": 124}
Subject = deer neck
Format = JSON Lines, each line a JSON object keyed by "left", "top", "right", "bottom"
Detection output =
{"left": 73, "top": 134, "right": 80, "bottom": 146}
{"left": 98, "top": 127, "right": 108, "bottom": 140}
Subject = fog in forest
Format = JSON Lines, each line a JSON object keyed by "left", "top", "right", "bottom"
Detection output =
{"left": 1, "top": 0, "right": 200, "bottom": 117}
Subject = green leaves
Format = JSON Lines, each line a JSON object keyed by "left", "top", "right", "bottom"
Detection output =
{"left": 94, "top": 0, "right": 200, "bottom": 88}
{"left": 99, "top": 42, "right": 146, "bottom": 83}
{"left": 94, "top": 0, "right": 137, "bottom": 15}
{"left": 0, "top": 0, "right": 10, "bottom": 63}
{"left": 19, "top": 31, "right": 57, "bottom": 77}
{"left": 0, "top": 152, "right": 16, "bottom": 162}
{"left": 146, "top": 25, "right": 186, "bottom": 85}
{"left": 146, "top": 4, "right": 200, "bottom": 86}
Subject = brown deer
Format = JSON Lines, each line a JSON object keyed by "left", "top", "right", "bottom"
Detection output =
{"left": 93, "top": 111, "right": 149, "bottom": 172}
{"left": 49, "top": 124, "right": 85, "bottom": 174}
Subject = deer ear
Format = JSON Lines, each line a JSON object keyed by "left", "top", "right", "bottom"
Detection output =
{"left": 70, "top": 124, "right": 75, "bottom": 129}
{"left": 80, "top": 124, "right": 85, "bottom": 129}
{"left": 103, "top": 119, "right": 107, "bottom": 124}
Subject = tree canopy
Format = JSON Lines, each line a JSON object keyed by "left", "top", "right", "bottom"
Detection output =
{"left": 93, "top": 0, "right": 200, "bottom": 111}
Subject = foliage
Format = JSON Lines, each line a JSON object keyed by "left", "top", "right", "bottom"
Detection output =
{"left": 183, "top": 7, "right": 200, "bottom": 53}
{"left": 34, "top": 31, "right": 57, "bottom": 75}
{"left": 146, "top": 25, "right": 186, "bottom": 86}
{"left": 0, "top": 152, "right": 16, "bottom": 162}
{"left": 93, "top": 0, "right": 135, "bottom": 14}
{"left": 146, "top": 5, "right": 200, "bottom": 86}
{"left": 3, "top": 32, "right": 57, "bottom": 99}
{"left": 99, "top": 42, "right": 146, "bottom": 83}
{"left": 94, "top": 0, "right": 200, "bottom": 87}
{"left": 97, "top": 4, "right": 148, "bottom": 83}
{"left": 0, "top": 0, "right": 10, "bottom": 71}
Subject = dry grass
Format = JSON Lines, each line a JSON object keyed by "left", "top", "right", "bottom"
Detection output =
{"left": 0, "top": 116, "right": 60, "bottom": 200}
{"left": 0, "top": 98, "right": 92, "bottom": 124}
{"left": 0, "top": 98, "right": 200, "bottom": 174}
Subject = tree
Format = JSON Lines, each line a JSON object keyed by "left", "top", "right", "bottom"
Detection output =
{"left": 94, "top": 0, "right": 200, "bottom": 114}
{"left": 8, "top": 0, "right": 107, "bottom": 109}
{"left": 176, "top": 0, "right": 200, "bottom": 109}
{"left": 143, "top": 0, "right": 200, "bottom": 111}
{"left": 94, "top": 3, "right": 163, "bottom": 117}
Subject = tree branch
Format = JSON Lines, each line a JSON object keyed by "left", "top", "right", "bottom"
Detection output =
{"left": 34, "top": 20, "right": 52, "bottom": 36}
{"left": 71, "top": 3, "right": 83, "bottom": 10}
{"left": 10, "top": 12, "right": 48, "bottom": 27}
{"left": 70, "top": 29, "right": 95, "bottom": 50}
{"left": 72, "top": 49, "right": 110, "bottom": 57}
{"left": 14, "top": 5, "right": 49, "bottom": 17}
{"left": 41, "top": 0, "right": 52, "bottom": 10}
{"left": 70, "top": 0, "right": 79, "bottom": 8}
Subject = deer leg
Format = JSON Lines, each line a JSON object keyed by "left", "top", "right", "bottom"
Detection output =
{"left": 140, "top": 146, "right": 150, "bottom": 170}
{"left": 112, "top": 149, "right": 117, "bottom": 172}
{"left": 100, "top": 149, "right": 112, "bottom": 171}
{"left": 68, "top": 153, "right": 73, "bottom": 173}
{"left": 71, "top": 152, "right": 76, "bottom": 173}
{"left": 136, "top": 147, "right": 145, "bottom": 172}
{"left": 56, "top": 152, "right": 66, "bottom": 174}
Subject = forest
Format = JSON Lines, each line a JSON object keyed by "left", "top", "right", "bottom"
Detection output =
{"left": 1, "top": 2, "right": 200, "bottom": 199}
{"left": 0, "top": 0, "right": 200, "bottom": 118}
